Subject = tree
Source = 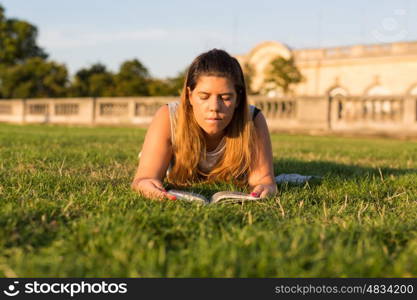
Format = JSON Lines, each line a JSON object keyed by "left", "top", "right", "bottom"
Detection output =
{"left": 70, "top": 63, "right": 115, "bottom": 97}
{"left": 147, "top": 69, "right": 187, "bottom": 96}
{"left": 0, "top": 5, "right": 69, "bottom": 99}
{"left": 0, "top": 57, "right": 68, "bottom": 98}
{"left": 114, "top": 59, "right": 150, "bottom": 96}
{"left": 264, "top": 57, "right": 303, "bottom": 96}
{"left": 147, "top": 78, "right": 174, "bottom": 96}
{"left": 166, "top": 69, "right": 186, "bottom": 96}
{"left": 0, "top": 5, "right": 48, "bottom": 65}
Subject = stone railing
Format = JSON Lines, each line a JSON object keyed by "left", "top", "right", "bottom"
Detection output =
{"left": 330, "top": 95, "right": 417, "bottom": 134}
{"left": 0, "top": 95, "right": 416, "bottom": 136}
{"left": 333, "top": 96, "right": 404, "bottom": 122}
{"left": 250, "top": 96, "right": 296, "bottom": 119}
{"left": 0, "top": 97, "right": 177, "bottom": 125}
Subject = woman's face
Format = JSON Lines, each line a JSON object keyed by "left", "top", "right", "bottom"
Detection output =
{"left": 188, "top": 76, "right": 238, "bottom": 138}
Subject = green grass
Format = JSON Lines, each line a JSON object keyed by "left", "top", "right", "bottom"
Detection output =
{"left": 0, "top": 123, "right": 416, "bottom": 277}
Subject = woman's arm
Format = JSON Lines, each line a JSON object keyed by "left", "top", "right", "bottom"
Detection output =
{"left": 247, "top": 112, "right": 278, "bottom": 198}
{"left": 131, "top": 105, "right": 176, "bottom": 200}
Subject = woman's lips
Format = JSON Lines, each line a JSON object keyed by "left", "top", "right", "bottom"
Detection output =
{"left": 206, "top": 118, "right": 222, "bottom": 123}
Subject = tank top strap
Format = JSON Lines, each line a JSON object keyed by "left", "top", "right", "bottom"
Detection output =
{"left": 249, "top": 104, "right": 255, "bottom": 116}
{"left": 249, "top": 104, "right": 261, "bottom": 120}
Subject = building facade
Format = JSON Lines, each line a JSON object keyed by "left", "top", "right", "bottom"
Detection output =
{"left": 235, "top": 40, "right": 417, "bottom": 97}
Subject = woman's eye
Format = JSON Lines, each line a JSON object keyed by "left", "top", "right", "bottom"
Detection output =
{"left": 199, "top": 96, "right": 209, "bottom": 100}
{"left": 221, "top": 97, "right": 231, "bottom": 101}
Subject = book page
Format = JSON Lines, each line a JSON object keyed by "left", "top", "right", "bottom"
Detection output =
{"left": 167, "top": 190, "right": 209, "bottom": 204}
{"left": 211, "top": 191, "right": 259, "bottom": 204}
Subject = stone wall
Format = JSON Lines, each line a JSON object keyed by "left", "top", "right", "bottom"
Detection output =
{"left": 0, "top": 97, "right": 177, "bottom": 126}
{"left": 1, "top": 96, "right": 416, "bottom": 137}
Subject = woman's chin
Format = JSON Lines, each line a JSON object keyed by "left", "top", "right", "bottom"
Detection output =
{"left": 201, "top": 127, "right": 224, "bottom": 137}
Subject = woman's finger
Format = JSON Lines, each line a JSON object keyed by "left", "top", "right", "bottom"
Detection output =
{"left": 137, "top": 181, "right": 175, "bottom": 201}
{"left": 148, "top": 189, "right": 173, "bottom": 201}
{"left": 163, "top": 191, "right": 177, "bottom": 201}
{"left": 142, "top": 188, "right": 162, "bottom": 200}
{"left": 250, "top": 185, "right": 265, "bottom": 198}
{"left": 259, "top": 189, "right": 270, "bottom": 198}
{"left": 150, "top": 179, "right": 166, "bottom": 192}
{"left": 148, "top": 181, "right": 176, "bottom": 200}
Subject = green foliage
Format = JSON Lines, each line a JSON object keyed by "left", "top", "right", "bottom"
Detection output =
{"left": 147, "top": 78, "right": 172, "bottom": 96}
{"left": 114, "top": 59, "right": 150, "bottom": 96}
{"left": 167, "top": 69, "right": 186, "bottom": 96}
{"left": 0, "top": 5, "right": 186, "bottom": 98}
{"left": 0, "top": 5, "right": 47, "bottom": 65}
{"left": 264, "top": 56, "right": 303, "bottom": 95}
{"left": 0, "top": 123, "right": 416, "bottom": 277}
{"left": 68, "top": 61, "right": 186, "bottom": 97}
{"left": 0, "top": 5, "right": 69, "bottom": 99}
{"left": 0, "top": 57, "right": 68, "bottom": 98}
{"left": 70, "top": 63, "right": 115, "bottom": 97}
{"left": 148, "top": 69, "right": 186, "bottom": 97}
{"left": 0, "top": 5, "right": 187, "bottom": 98}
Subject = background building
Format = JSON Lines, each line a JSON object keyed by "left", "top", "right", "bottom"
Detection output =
{"left": 236, "top": 40, "right": 417, "bottom": 97}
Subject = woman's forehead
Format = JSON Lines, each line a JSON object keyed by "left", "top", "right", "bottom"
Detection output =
{"left": 194, "top": 76, "right": 235, "bottom": 92}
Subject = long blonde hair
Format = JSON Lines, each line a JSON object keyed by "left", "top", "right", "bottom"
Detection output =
{"left": 167, "top": 49, "right": 258, "bottom": 187}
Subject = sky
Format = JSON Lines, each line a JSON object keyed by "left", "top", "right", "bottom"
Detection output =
{"left": 1, "top": 0, "right": 416, "bottom": 78}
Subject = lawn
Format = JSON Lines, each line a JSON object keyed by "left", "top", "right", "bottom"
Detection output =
{"left": 0, "top": 123, "right": 416, "bottom": 277}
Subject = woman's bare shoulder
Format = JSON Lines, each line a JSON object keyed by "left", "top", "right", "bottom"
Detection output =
{"left": 147, "top": 104, "right": 171, "bottom": 143}
{"left": 252, "top": 111, "right": 271, "bottom": 142}
{"left": 155, "top": 104, "right": 170, "bottom": 120}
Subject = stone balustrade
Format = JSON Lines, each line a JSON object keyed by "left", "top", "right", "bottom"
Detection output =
{"left": 0, "top": 97, "right": 177, "bottom": 125}
{"left": 0, "top": 95, "right": 416, "bottom": 136}
{"left": 330, "top": 95, "right": 417, "bottom": 134}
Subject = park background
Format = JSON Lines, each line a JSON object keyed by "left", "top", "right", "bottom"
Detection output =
{"left": 0, "top": 0, "right": 416, "bottom": 277}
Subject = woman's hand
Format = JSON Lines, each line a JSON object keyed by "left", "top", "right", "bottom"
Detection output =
{"left": 250, "top": 183, "right": 278, "bottom": 199}
{"left": 131, "top": 178, "right": 176, "bottom": 201}
{"left": 247, "top": 112, "right": 277, "bottom": 199}
{"left": 132, "top": 105, "right": 174, "bottom": 201}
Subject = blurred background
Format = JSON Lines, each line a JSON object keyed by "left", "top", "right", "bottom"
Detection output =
{"left": 1, "top": 0, "right": 416, "bottom": 136}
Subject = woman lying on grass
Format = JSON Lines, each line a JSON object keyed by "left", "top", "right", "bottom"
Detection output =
{"left": 132, "top": 49, "right": 277, "bottom": 201}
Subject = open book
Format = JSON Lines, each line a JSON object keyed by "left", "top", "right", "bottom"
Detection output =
{"left": 167, "top": 190, "right": 260, "bottom": 205}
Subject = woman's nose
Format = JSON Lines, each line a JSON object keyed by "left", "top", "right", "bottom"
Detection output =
{"left": 208, "top": 96, "right": 221, "bottom": 111}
